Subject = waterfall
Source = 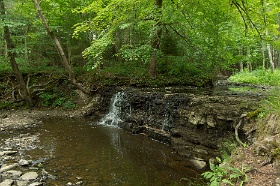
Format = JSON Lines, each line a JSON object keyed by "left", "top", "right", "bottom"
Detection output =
{"left": 161, "top": 112, "right": 173, "bottom": 131}
{"left": 98, "top": 92, "right": 125, "bottom": 127}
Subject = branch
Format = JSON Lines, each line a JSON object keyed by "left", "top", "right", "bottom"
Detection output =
{"left": 232, "top": 0, "right": 262, "bottom": 38}
{"left": 235, "top": 113, "right": 247, "bottom": 146}
{"left": 232, "top": 1, "right": 248, "bottom": 35}
{"left": 166, "top": 25, "right": 195, "bottom": 50}
{"left": 26, "top": 76, "right": 31, "bottom": 94}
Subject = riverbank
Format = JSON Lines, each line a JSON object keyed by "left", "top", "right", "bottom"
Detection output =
{"left": 0, "top": 109, "right": 84, "bottom": 131}
{"left": 1, "top": 84, "right": 280, "bottom": 185}
{"left": 229, "top": 113, "right": 280, "bottom": 186}
{"left": 0, "top": 109, "right": 87, "bottom": 186}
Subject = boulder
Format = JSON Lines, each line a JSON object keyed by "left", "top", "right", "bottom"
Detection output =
{"left": 19, "top": 159, "right": 31, "bottom": 166}
{"left": 20, "top": 172, "right": 38, "bottom": 181}
{"left": 0, "top": 163, "right": 18, "bottom": 173}
{"left": 4, "top": 170, "right": 22, "bottom": 179}
{"left": 0, "top": 179, "right": 14, "bottom": 186}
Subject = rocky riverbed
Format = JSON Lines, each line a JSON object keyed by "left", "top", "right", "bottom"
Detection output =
{"left": 0, "top": 110, "right": 85, "bottom": 186}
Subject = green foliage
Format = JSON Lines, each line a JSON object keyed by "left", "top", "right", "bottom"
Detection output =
{"left": 38, "top": 92, "right": 76, "bottom": 109}
{"left": 88, "top": 59, "right": 213, "bottom": 87}
{"left": 119, "top": 45, "right": 152, "bottom": 64}
{"left": 0, "top": 59, "right": 12, "bottom": 74}
{"left": 1, "top": 0, "right": 280, "bottom": 90}
{"left": 229, "top": 69, "right": 280, "bottom": 86}
{"left": 0, "top": 101, "right": 14, "bottom": 110}
{"left": 260, "top": 89, "right": 280, "bottom": 117}
{"left": 202, "top": 157, "right": 249, "bottom": 186}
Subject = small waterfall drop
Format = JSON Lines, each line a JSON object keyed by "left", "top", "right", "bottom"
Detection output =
{"left": 161, "top": 112, "right": 173, "bottom": 131}
{"left": 98, "top": 92, "right": 125, "bottom": 127}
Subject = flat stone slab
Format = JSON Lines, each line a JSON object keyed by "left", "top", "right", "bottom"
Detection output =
{"left": 0, "top": 163, "right": 18, "bottom": 173}
{"left": 16, "top": 180, "right": 28, "bottom": 186}
{"left": 0, "top": 179, "right": 14, "bottom": 186}
{"left": 20, "top": 172, "right": 38, "bottom": 181}
{"left": 5, "top": 170, "right": 22, "bottom": 179}
{"left": 29, "top": 182, "right": 43, "bottom": 186}
{"left": 0, "top": 151, "right": 17, "bottom": 157}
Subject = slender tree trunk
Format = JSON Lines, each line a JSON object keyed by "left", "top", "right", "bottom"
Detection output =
{"left": 267, "top": 43, "right": 274, "bottom": 73}
{"left": 277, "top": 50, "right": 280, "bottom": 68}
{"left": 266, "top": 29, "right": 275, "bottom": 73}
{"left": 238, "top": 49, "right": 243, "bottom": 72}
{"left": 32, "top": 0, "right": 90, "bottom": 95}
{"left": 261, "top": 42, "right": 266, "bottom": 69}
{"left": 4, "top": 39, "right": 7, "bottom": 57}
{"left": 262, "top": 0, "right": 275, "bottom": 73}
{"left": 24, "top": 35, "right": 28, "bottom": 63}
{"left": 0, "top": 0, "right": 33, "bottom": 106}
{"left": 239, "top": 62, "right": 244, "bottom": 72}
{"left": 247, "top": 47, "right": 252, "bottom": 72}
{"left": 148, "top": 0, "right": 162, "bottom": 78}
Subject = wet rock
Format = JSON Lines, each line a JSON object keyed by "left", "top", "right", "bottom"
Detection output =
{"left": 76, "top": 181, "right": 83, "bottom": 185}
{"left": 0, "top": 151, "right": 17, "bottom": 156}
{"left": 275, "top": 177, "right": 280, "bottom": 186}
{"left": 42, "top": 169, "right": 57, "bottom": 180}
{"left": 189, "top": 159, "right": 207, "bottom": 170}
{"left": 29, "top": 182, "right": 43, "bottom": 186}
{"left": 0, "top": 163, "right": 18, "bottom": 173}
{"left": 20, "top": 172, "right": 38, "bottom": 181}
{"left": 104, "top": 88, "right": 260, "bottom": 166}
{"left": 19, "top": 159, "right": 30, "bottom": 166}
{"left": 0, "top": 179, "right": 13, "bottom": 186}
{"left": 4, "top": 170, "right": 22, "bottom": 179}
{"left": 16, "top": 180, "right": 29, "bottom": 186}
{"left": 66, "top": 182, "right": 74, "bottom": 186}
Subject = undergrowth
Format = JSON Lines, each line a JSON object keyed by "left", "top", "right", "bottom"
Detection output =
{"left": 202, "top": 157, "right": 249, "bottom": 186}
{"left": 259, "top": 89, "right": 280, "bottom": 117}
{"left": 229, "top": 69, "right": 280, "bottom": 86}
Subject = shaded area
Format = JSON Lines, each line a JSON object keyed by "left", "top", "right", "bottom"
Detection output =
{"left": 21, "top": 117, "right": 205, "bottom": 185}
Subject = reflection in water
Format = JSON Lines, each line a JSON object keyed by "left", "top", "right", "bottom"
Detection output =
{"left": 23, "top": 118, "right": 205, "bottom": 185}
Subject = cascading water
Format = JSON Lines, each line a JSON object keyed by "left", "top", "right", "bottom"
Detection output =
{"left": 98, "top": 92, "right": 125, "bottom": 127}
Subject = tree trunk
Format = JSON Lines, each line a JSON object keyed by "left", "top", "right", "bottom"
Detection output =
{"left": 239, "top": 62, "right": 244, "bottom": 72}
{"left": 267, "top": 43, "right": 274, "bottom": 73}
{"left": 4, "top": 39, "right": 8, "bottom": 57}
{"left": 247, "top": 47, "right": 252, "bottom": 72}
{"left": 0, "top": 0, "right": 33, "bottom": 106}
{"left": 238, "top": 48, "right": 243, "bottom": 72}
{"left": 148, "top": 0, "right": 162, "bottom": 78}
{"left": 32, "top": 0, "right": 90, "bottom": 95}
{"left": 261, "top": 42, "right": 266, "bottom": 69}
{"left": 24, "top": 35, "right": 28, "bottom": 63}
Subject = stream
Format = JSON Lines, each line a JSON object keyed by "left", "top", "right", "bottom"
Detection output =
{"left": 0, "top": 84, "right": 269, "bottom": 185}
{"left": 0, "top": 117, "right": 204, "bottom": 185}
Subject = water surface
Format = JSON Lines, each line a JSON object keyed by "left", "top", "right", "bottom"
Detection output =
{"left": 22, "top": 117, "right": 204, "bottom": 185}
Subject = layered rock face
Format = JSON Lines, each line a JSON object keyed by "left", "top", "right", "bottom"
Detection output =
{"left": 96, "top": 87, "right": 260, "bottom": 168}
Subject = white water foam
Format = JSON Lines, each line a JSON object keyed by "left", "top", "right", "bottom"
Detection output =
{"left": 98, "top": 92, "right": 125, "bottom": 127}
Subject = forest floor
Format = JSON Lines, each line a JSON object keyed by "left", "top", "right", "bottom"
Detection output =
{"left": 229, "top": 114, "right": 280, "bottom": 186}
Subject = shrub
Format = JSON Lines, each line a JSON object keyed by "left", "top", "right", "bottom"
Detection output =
{"left": 229, "top": 69, "right": 280, "bottom": 86}
{"left": 202, "top": 157, "right": 249, "bottom": 186}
